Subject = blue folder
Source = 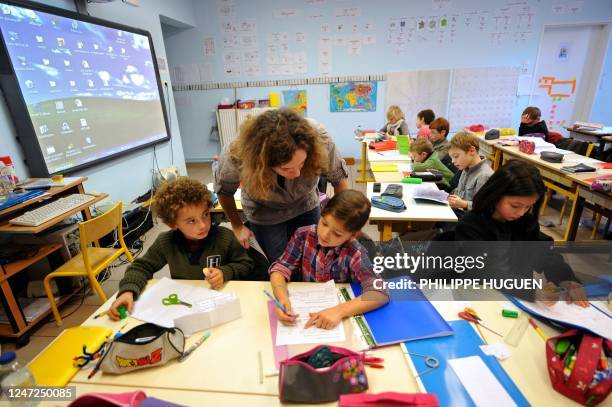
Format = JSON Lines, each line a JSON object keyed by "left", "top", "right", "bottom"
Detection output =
{"left": 0, "top": 189, "right": 45, "bottom": 211}
{"left": 350, "top": 277, "right": 453, "bottom": 347}
{"left": 402, "top": 319, "right": 529, "bottom": 407}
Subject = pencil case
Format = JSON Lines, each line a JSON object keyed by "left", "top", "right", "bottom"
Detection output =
{"left": 371, "top": 196, "right": 406, "bottom": 212}
{"left": 518, "top": 140, "right": 536, "bottom": 154}
{"left": 546, "top": 329, "right": 611, "bottom": 406}
{"left": 339, "top": 392, "right": 440, "bottom": 406}
{"left": 98, "top": 323, "right": 185, "bottom": 375}
{"left": 279, "top": 345, "right": 382, "bottom": 403}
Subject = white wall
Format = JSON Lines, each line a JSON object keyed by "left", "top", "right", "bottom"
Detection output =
{"left": 0, "top": 0, "right": 196, "bottom": 203}
{"left": 163, "top": 0, "right": 612, "bottom": 161}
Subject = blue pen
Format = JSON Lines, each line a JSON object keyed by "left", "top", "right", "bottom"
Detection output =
{"left": 263, "top": 289, "right": 288, "bottom": 314}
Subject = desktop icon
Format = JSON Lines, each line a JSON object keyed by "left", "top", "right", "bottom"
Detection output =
{"left": 25, "top": 80, "right": 34, "bottom": 89}
{"left": 107, "top": 46, "right": 113, "bottom": 52}
{"left": 93, "top": 43, "right": 99, "bottom": 50}
{"left": 121, "top": 48, "right": 126, "bottom": 54}
{"left": 39, "top": 125, "right": 48, "bottom": 134}
{"left": 2, "top": 5, "right": 10, "bottom": 15}
{"left": 69, "top": 80, "right": 76, "bottom": 87}
{"left": 82, "top": 60, "right": 89, "bottom": 69}
{"left": 61, "top": 122, "right": 70, "bottom": 131}
{"left": 16, "top": 56, "right": 26, "bottom": 66}
{"left": 74, "top": 99, "right": 83, "bottom": 107}
{"left": 77, "top": 41, "right": 84, "bottom": 49}
{"left": 80, "top": 118, "right": 88, "bottom": 127}
{"left": 42, "top": 58, "right": 50, "bottom": 66}
{"left": 64, "top": 60, "right": 70, "bottom": 67}
{"left": 8, "top": 31, "right": 18, "bottom": 41}
{"left": 56, "top": 38, "right": 65, "bottom": 47}
{"left": 87, "top": 79, "right": 94, "bottom": 87}
{"left": 55, "top": 101, "right": 64, "bottom": 110}
{"left": 85, "top": 136, "right": 92, "bottom": 144}
{"left": 35, "top": 35, "right": 44, "bottom": 43}
{"left": 49, "top": 80, "right": 56, "bottom": 88}
{"left": 46, "top": 145, "right": 56, "bottom": 154}
{"left": 71, "top": 21, "right": 78, "bottom": 30}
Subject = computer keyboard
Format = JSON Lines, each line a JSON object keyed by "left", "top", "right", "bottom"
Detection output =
{"left": 9, "top": 194, "right": 96, "bottom": 226}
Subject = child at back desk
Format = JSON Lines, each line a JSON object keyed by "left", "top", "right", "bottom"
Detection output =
{"left": 416, "top": 109, "right": 435, "bottom": 140}
{"left": 410, "top": 139, "right": 454, "bottom": 189}
{"left": 269, "top": 190, "right": 388, "bottom": 329}
{"left": 519, "top": 106, "right": 549, "bottom": 141}
{"left": 447, "top": 131, "right": 493, "bottom": 217}
{"left": 380, "top": 105, "right": 410, "bottom": 137}
{"left": 108, "top": 177, "right": 253, "bottom": 320}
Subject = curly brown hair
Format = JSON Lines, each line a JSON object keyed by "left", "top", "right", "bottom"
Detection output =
{"left": 229, "top": 108, "right": 328, "bottom": 200}
{"left": 152, "top": 177, "right": 212, "bottom": 225}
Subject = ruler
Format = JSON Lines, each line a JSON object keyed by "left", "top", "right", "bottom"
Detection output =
{"left": 504, "top": 314, "right": 529, "bottom": 347}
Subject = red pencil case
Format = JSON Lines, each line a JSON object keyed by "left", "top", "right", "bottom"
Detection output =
{"left": 370, "top": 140, "right": 397, "bottom": 152}
{"left": 546, "top": 329, "right": 611, "bottom": 406}
{"left": 519, "top": 139, "right": 536, "bottom": 154}
{"left": 279, "top": 345, "right": 382, "bottom": 403}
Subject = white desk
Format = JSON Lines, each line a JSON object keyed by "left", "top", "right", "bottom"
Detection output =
{"left": 367, "top": 148, "right": 412, "bottom": 164}
{"left": 55, "top": 280, "right": 585, "bottom": 406}
{"left": 367, "top": 182, "right": 457, "bottom": 240}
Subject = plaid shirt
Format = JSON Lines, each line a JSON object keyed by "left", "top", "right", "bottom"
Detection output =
{"left": 269, "top": 225, "right": 382, "bottom": 294}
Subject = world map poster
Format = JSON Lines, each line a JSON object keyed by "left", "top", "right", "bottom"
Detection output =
{"left": 330, "top": 81, "right": 377, "bottom": 112}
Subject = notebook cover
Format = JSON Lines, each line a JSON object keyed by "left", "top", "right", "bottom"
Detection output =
{"left": 402, "top": 319, "right": 529, "bottom": 407}
{"left": 28, "top": 325, "right": 112, "bottom": 386}
{"left": 350, "top": 278, "right": 453, "bottom": 347}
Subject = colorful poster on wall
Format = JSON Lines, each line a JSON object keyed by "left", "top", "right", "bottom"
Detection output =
{"left": 283, "top": 90, "right": 307, "bottom": 114}
{"left": 330, "top": 81, "right": 377, "bottom": 112}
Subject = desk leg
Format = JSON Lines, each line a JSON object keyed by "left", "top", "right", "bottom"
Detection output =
{"left": 0, "top": 279, "right": 27, "bottom": 334}
{"left": 380, "top": 222, "right": 392, "bottom": 241}
{"left": 494, "top": 149, "right": 502, "bottom": 171}
{"left": 356, "top": 141, "right": 375, "bottom": 183}
{"left": 564, "top": 194, "right": 584, "bottom": 241}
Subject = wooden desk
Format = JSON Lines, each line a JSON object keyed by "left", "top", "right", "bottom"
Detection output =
{"left": 367, "top": 182, "right": 457, "bottom": 240}
{"left": 57, "top": 280, "right": 584, "bottom": 406}
{"left": 495, "top": 145, "right": 610, "bottom": 241}
{"left": 564, "top": 173, "right": 612, "bottom": 241}
{"left": 564, "top": 125, "right": 612, "bottom": 146}
{"left": 477, "top": 136, "right": 503, "bottom": 171}
{"left": 0, "top": 177, "right": 106, "bottom": 342}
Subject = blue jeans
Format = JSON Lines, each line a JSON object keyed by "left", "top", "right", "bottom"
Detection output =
{"left": 250, "top": 206, "right": 321, "bottom": 262}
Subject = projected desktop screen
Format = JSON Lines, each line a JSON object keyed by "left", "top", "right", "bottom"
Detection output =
{"left": 0, "top": 1, "right": 169, "bottom": 175}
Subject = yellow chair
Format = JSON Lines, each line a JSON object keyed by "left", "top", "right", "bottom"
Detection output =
{"left": 44, "top": 201, "right": 134, "bottom": 326}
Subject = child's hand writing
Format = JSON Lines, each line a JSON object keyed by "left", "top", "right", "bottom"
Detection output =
{"left": 560, "top": 281, "right": 589, "bottom": 308}
{"left": 448, "top": 195, "right": 468, "bottom": 209}
{"left": 109, "top": 291, "right": 134, "bottom": 321}
{"left": 305, "top": 306, "right": 344, "bottom": 330}
{"left": 207, "top": 267, "right": 224, "bottom": 289}
{"left": 276, "top": 298, "right": 298, "bottom": 326}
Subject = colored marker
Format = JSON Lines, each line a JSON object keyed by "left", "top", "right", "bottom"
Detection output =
{"left": 263, "top": 290, "right": 287, "bottom": 314}
{"left": 528, "top": 318, "right": 548, "bottom": 341}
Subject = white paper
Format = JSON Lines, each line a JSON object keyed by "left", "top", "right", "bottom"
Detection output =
{"left": 198, "top": 64, "right": 213, "bottom": 82}
{"left": 335, "top": 7, "right": 360, "bottom": 18}
{"left": 514, "top": 299, "right": 612, "bottom": 339}
{"left": 480, "top": 341, "right": 512, "bottom": 360}
{"left": 276, "top": 280, "right": 346, "bottom": 346}
{"left": 295, "top": 32, "right": 306, "bottom": 43}
{"left": 239, "top": 19, "right": 257, "bottom": 32}
{"left": 131, "top": 277, "right": 239, "bottom": 331}
{"left": 274, "top": 9, "right": 301, "bottom": 18}
{"left": 448, "top": 356, "right": 516, "bottom": 407}
{"left": 203, "top": 37, "right": 216, "bottom": 57}
{"left": 517, "top": 74, "right": 531, "bottom": 95}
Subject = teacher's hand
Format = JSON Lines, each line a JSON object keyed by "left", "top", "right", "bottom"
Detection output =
{"left": 233, "top": 225, "right": 254, "bottom": 249}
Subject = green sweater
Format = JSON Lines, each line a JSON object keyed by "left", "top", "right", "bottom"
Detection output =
{"left": 118, "top": 225, "right": 253, "bottom": 299}
{"left": 411, "top": 152, "right": 454, "bottom": 188}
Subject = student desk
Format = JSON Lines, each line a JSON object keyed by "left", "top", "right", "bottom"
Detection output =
{"left": 564, "top": 172, "right": 612, "bottom": 240}
{"left": 56, "top": 280, "right": 585, "bottom": 406}
{"left": 367, "top": 182, "right": 457, "bottom": 240}
{"left": 564, "top": 125, "right": 612, "bottom": 154}
{"left": 0, "top": 177, "right": 107, "bottom": 343}
{"left": 495, "top": 144, "right": 610, "bottom": 241}
{"left": 477, "top": 136, "right": 503, "bottom": 171}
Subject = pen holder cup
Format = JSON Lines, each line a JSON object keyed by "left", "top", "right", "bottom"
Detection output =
{"left": 546, "top": 329, "right": 611, "bottom": 406}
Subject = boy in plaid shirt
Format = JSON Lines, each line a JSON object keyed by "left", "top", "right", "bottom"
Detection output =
{"left": 269, "top": 190, "right": 388, "bottom": 330}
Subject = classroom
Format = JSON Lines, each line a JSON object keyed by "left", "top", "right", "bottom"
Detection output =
{"left": 0, "top": 0, "right": 611, "bottom": 405}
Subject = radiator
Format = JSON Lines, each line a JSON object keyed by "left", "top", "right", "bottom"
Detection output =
{"left": 216, "top": 108, "right": 275, "bottom": 147}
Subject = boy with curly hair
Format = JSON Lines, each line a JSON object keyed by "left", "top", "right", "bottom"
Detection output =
{"left": 109, "top": 177, "right": 253, "bottom": 320}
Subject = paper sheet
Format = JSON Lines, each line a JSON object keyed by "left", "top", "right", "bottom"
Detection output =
{"left": 514, "top": 299, "right": 612, "bottom": 339}
{"left": 276, "top": 280, "right": 346, "bottom": 346}
{"left": 448, "top": 356, "right": 516, "bottom": 407}
{"left": 131, "top": 277, "right": 237, "bottom": 329}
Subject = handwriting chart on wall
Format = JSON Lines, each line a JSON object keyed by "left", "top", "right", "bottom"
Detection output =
{"left": 448, "top": 67, "right": 519, "bottom": 131}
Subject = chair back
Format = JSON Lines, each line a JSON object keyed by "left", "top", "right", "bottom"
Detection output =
{"left": 79, "top": 201, "right": 124, "bottom": 249}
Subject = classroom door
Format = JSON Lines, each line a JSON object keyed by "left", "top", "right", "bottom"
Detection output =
{"left": 531, "top": 24, "right": 610, "bottom": 134}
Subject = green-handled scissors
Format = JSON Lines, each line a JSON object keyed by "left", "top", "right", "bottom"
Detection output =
{"left": 161, "top": 293, "right": 192, "bottom": 308}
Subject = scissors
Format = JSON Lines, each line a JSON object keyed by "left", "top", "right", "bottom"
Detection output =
{"left": 406, "top": 352, "right": 439, "bottom": 377}
{"left": 458, "top": 311, "right": 502, "bottom": 337}
{"left": 162, "top": 293, "right": 192, "bottom": 308}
